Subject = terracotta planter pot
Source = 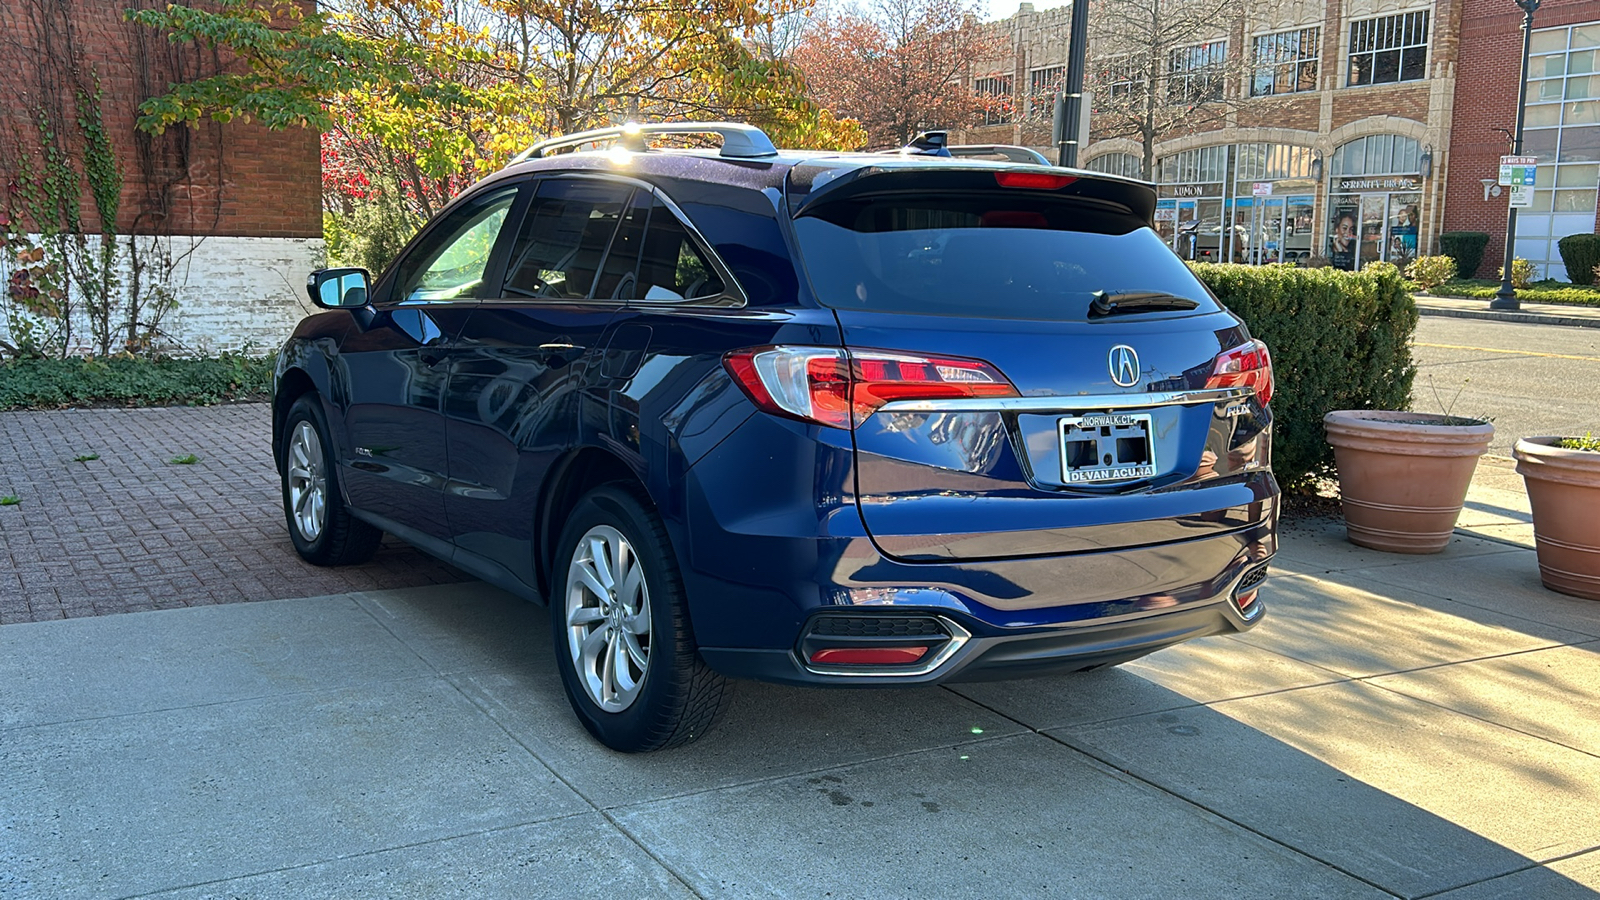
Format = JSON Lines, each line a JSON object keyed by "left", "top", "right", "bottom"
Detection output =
{"left": 1323, "top": 410, "right": 1494, "bottom": 554}
{"left": 1513, "top": 437, "right": 1600, "bottom": 601}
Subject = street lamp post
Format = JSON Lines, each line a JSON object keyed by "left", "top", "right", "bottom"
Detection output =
{"left": 1492, "top": 0, "right": 1542, "bottom": 311}
{"left": 1058, "top": 0, "right": 1090, "bottom": 167}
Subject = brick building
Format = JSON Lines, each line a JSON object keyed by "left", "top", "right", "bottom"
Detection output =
{"left": 960, "top": 0, "right": 1462, "bottom": 272}
{"left": 0, "top": 0, "right": 322, "bottom": 353}
{"left": 1444, "top": 2, "right": 1599, "bottom": 279}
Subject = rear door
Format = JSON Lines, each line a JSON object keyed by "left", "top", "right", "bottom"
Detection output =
{"left": 440, "top": 177, "right": 637, "bottom": 580}
{"left": 788, "top": 169, "right": 1274, "bottom": 561}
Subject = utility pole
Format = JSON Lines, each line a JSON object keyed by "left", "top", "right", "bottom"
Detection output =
{"left": 1058, "top": 0, "right": 1090, "bottom": 167}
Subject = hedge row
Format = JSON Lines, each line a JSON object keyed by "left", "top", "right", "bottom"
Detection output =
{"left": 1191, "top": 262, "right": 1418, "bottom": 492}
{"left": 0, "top": 355, "right": 272, "bottom": 410}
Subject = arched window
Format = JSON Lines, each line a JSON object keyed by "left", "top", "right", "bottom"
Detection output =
{"left": 1330, "top": 134, "right": 1421, "bottom": 176}
{"left": 1086, "top": 153, "right": 1145, "bottom": 179}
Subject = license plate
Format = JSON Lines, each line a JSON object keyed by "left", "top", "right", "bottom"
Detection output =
{"left": 1059, "top": 413, "right": 1157, "bottom": 484}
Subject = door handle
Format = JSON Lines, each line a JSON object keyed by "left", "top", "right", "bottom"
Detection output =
{"left": 539, "top": 342, "right": 582, "bottom": 366}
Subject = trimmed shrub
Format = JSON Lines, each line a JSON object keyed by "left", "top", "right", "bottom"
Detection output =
{"left": 1498, "top": 257, "right": 1536, "bottom": 289}
{"left": 1191, "top": 261, "right": 1417, "bottom": 492}
{"left": 1429, "top": 279, "right": 1600, "bottom": 306}
{"left": 1405, "top": 255, "right": 1456, "bottom": 291}
{"left": 1439, "top": 231, "right": 1490, "bottom": 278}
{"left": 1557, "top": 234, "right": 1600, "bottom": 285}
{"left": 0, "top": 355, "right": 271, "bottom": 410}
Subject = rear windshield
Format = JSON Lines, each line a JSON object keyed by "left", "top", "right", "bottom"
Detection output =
{"left": 792, "top": 195, "right": 1220, "bottom": 321}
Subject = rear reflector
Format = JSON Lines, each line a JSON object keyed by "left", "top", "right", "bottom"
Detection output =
{"left": 994, "top": 171, "right": 1077, "bottom": 190}
{"left": 809, "top": 646, "right": 930, "bottom": 666}
{"left": 724, "top": 346, "right": 1018, "bottom": 429}
{"left": 1204, "top": 339, "right": 1274, "bottom": 405}
{"left": 1234, "top": 589, "right": 1259, "bottom": 612}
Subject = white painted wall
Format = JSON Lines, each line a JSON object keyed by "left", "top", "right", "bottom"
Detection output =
{"left": 2, "top": 235, "right": 324, "bottom": 357}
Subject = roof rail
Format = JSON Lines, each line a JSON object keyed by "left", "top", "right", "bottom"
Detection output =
{"left": 510, "top": 121, "right": 779, "bottom": 164}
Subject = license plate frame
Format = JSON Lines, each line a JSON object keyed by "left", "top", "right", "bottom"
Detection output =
{"left": 1059, "top": 412, "right": 1157, "bottom": 484}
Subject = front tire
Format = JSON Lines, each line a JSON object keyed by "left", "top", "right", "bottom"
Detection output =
{"left": 551, "top": 483, "right": 731, "bottom": 752}
{"left": 280, "top": 394, "right": 382, "bottom": 566}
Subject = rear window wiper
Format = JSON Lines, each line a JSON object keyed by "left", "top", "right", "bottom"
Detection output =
{"left": 1089, "top": 290, "right": 1201, "bottom": 318}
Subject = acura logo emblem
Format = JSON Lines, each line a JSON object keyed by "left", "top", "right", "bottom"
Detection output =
{"left": 1109, "top": 345, "right": 1140, "bottom": 387}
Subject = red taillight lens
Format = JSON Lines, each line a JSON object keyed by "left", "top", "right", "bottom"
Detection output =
{"left": 723, "top": 346, "right": 1019, "bottom": 429}
{"left": 994, "top": 171, "right": 1076, "bottom": 190}
{"left": 1205, "top": 339, "right": 1273, "bottom": 405}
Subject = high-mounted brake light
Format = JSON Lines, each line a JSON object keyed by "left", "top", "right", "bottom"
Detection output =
{"left": 723, "top": 346, "right": 1019, "bottom": 429}
{"left": 1205, "top": 339, "right": 1274, "bottom": 405}
{"left": 994, "top": 171, "right": 1076, "bottom": 190}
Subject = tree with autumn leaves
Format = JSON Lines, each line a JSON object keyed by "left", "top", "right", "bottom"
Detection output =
{"left": 791, "top": 0, "right": 1002, "bottom": 149}
{"left": 131, "top": 0, "right": 866, "bottom": 267}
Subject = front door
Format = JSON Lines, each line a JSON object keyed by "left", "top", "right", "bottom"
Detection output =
{"left": 338, "top": 183, "right": 521, "bottom": 543}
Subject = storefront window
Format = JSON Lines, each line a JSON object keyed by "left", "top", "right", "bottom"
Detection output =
{"left": 1326, "top": 135, "right": 1424, "bottom": 270}
{"left": 1155, "top": 143, "right": 1317, "bottom": 265}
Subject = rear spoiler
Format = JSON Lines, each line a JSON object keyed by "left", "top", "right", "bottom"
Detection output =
{"left": 787, "top": 161, "right": 1158, "bottom": 223}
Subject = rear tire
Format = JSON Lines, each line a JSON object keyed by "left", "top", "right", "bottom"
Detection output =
{"left": 280, "top": 394, "right": 382, "bottom": 566}
{"left": 551, "top": 483, "right": 731, "bottom": 752}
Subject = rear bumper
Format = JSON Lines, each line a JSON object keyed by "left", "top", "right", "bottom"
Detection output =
{"left": 701, "top": 578, "right": 1265, "bottom": 687}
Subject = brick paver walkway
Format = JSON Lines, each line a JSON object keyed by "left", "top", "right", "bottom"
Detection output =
{"left": 0, "top": 404, "right": 470, "bottom": 624}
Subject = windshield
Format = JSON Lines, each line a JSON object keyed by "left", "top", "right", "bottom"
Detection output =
{"left": 792, "top": 194, "right": 1220, "bottom": 321}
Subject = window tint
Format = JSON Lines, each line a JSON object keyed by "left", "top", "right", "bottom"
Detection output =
{"left": 634, "top": 200, "right": 724, "bottom": 302}
{"left": 500, "top": 180, "right": 631, "bottom": 300}
{"left": 395, "top": 186, "right": 518, "bottom": 302}
{"left": 792, "top": 194, "right": 1220, "bottom": 321}
{"left": 592, "top": 191, "right": 652, "bottom": 301}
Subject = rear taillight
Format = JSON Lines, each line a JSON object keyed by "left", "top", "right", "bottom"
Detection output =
{"left": 723, "top": 346, "right": 1019, "bottom": 429}
{"left": 1205, "top": 339, "right": 1273, "bottom": 405}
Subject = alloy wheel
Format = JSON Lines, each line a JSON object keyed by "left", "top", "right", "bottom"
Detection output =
{"left": 286, "top": 421, "right": 327, "bottom": 542}
{"left": 565, "top": 524, "right": 652, "bottom": 712}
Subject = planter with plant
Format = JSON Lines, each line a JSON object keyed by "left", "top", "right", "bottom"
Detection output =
{"left": 1513, "top": 432, "right": 1600, "bottom": 601}
{"left": 1323, "top": 409, "right": 1494, "bottom": 553}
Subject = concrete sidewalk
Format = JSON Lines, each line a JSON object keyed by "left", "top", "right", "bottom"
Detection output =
{"left": 3, "top": 466, "right": 1599, "bottom": 897}
{"left": 1414, "top": 293, "right": 1600, "bottom": 329}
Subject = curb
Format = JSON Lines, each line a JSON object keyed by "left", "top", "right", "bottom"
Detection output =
{"left": 1415, "top": 304, "right": 1600, "bottom": 329}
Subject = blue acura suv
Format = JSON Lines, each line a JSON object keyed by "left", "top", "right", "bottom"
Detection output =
{"left": 275, "top": 122, "right": 1278, "bottom": 752}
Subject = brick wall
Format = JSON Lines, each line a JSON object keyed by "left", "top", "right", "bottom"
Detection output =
{"left": 1444, "top": 0, "right": 1600, "bottom": 277}
{"left": 0, "top": 0, "right": 319, "bottom": 239}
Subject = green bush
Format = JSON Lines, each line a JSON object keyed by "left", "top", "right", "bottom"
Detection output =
{"left": 1498, "top": 257, "right": 1536, "bottom": 289}
{"left": 0, "top": 355, "right": 272, "bottom": 410}
{"left": 1439, "top": 232, "right": 1490, "bottom": 278}
{"left": 1427, "top": 278, "right": 1600, "bottom": 306}
{"left": 1191, "top": 261, "right": 1417, "bottom": 492}
{"left": 324, "top": 196, "right": 422, "bottom": 276}
{"left": 1405, "top": 255, "right": 1457, "bottom": 291}
{"left": 1557, "top": 234, "right": 1600, "bottom": 285}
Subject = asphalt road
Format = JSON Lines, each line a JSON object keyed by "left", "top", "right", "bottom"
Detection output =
{"left": 1411, "top": 316, "right": 1600, "bottom": 456}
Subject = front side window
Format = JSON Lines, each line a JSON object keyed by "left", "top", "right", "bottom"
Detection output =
{"left": 1252, "top": 27, "right": 1320, "bottom": 96}
{"left": 1168, "top": 42, "right": 1227, "bottom": 104}
{"left": 1347, "top": 12, "right": 1429, "bottom": 86}
{"left": 395, "top": 186, "right": 519, "bottom": 302}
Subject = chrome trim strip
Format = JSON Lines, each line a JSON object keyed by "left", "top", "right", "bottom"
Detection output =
{"left": 877, "top": 387, "right": 1253, "bottom": 414}
{"left": 802, "top": 618, "right": 973, "bottom": 678}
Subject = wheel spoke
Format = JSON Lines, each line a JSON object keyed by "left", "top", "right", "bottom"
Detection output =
{"left": 618, "top": 560, "right": 644, "bottom": 608}
{"left": 574, "top": 560, "right": 609, "bottom": 603}
{"left": 567, "top": 606, "right": 604, "bottom": 627}
{"left": 622, "top": 631, "right": 648, "bottom": 670}
{"left": 601, "top": 632, "right": 619, "bottom": 700}
{"left": 588, "top": 536, "right": 615, "bottom": 591}
{"left": 614, "top": 634, "right": 637, "bottom": 692}
{"left": 622, "top": 612, "right": 650, "bottom": 636}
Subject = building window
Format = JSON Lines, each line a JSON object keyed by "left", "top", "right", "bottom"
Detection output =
{"left": 1168, "top": 42, "right": 1227, "bottom": 104}
{"left": 1086, "top": 152, "right": 1145, "bottom": 179}
{"left": 1027, "top": 66, "right": 1064, "bottom": 120}
{"left": 1156, "top": 145, "right": 1230, "bottom": 184}
{"left": 974, "top": 74, "right": 1014, "bottom": 125}
{"left": 1097, "top": 54, "right": 1145, "bottom": 102}
{"left": 1252, "top": 28, "right": 1320, "bottom": 96}
{"left": 1329, "top": 134, "right": 1420, "bottom": 177}
{"left": 1515, "top": 23, "right": 1600, "bottom": 280}
{"left": 1347, "top": 11, "right": 1429, "bottom": 86}
{"left": 1234, "top": 143, "right": 1315, "bottom": 180}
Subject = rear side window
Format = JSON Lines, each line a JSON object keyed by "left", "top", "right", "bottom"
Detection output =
{"left": 501, "top": 180, "right": 630, "bottom": 300}
{"left": 792, "top": 195, "right": 1220, "bottom": 320}
{"left": 633, "top": 200, "right": 724, "bottom": 302}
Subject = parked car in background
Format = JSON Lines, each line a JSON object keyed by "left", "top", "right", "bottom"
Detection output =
{"left": 274, "top": 122, "right": 1279, "bottom": 752}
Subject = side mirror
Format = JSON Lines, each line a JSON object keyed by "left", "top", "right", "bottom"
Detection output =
{"left": 306, "top": 267, "right": 372, "bottom": 309}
